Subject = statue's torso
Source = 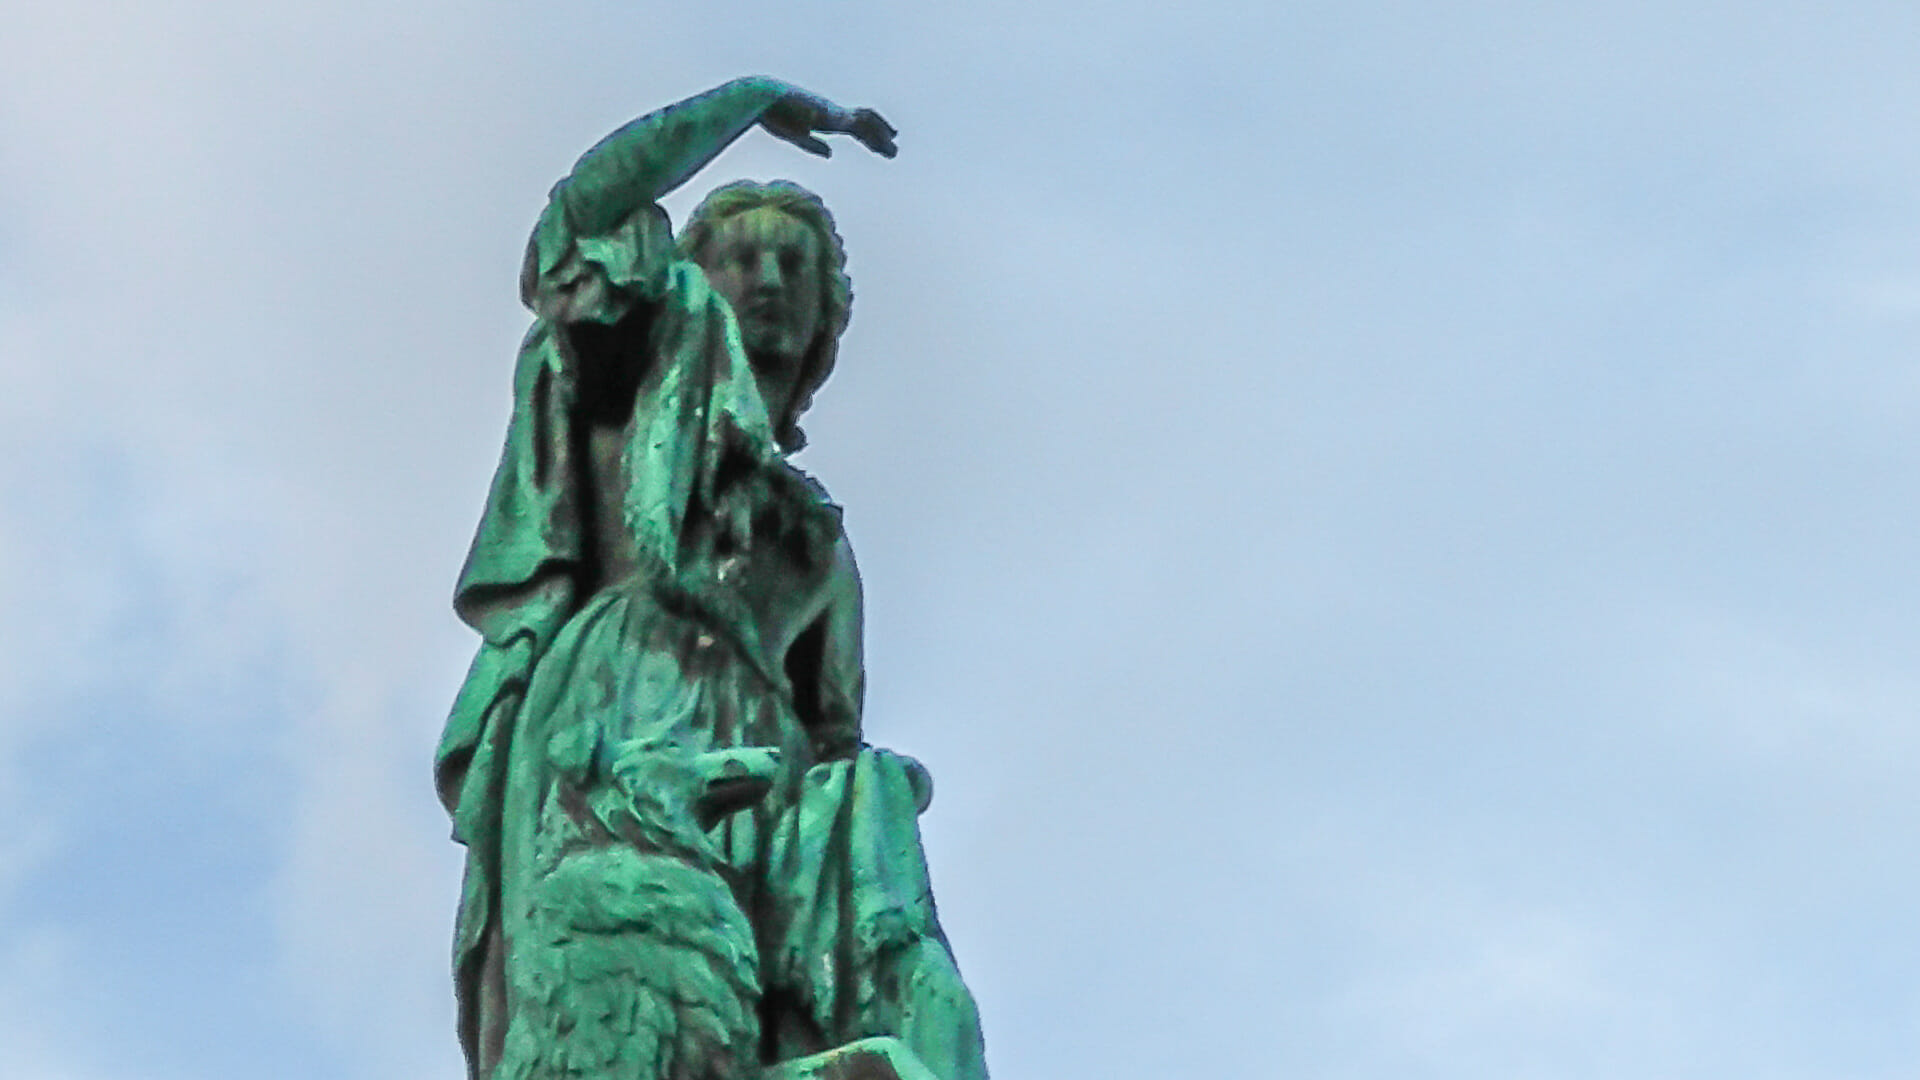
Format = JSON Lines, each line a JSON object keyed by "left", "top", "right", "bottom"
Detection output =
{"left": 581, "top": 382, "right": 844, "bottom": 690}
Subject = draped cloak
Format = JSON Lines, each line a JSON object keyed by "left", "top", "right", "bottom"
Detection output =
{"left": 435, "top": 123, "right": 987, "bottom": 1080}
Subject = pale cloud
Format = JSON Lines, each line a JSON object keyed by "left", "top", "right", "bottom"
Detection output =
{"left": 1330, "top": 903, "right": 1631, "bottom": 1064}
{"left": 0, "top": 929, "right": 112, "bottom": 1080}
{"left": 270, "top": 682, "right": 463, "bottom": 1080}
{"left": 1649, "top": 604, "right": 1920, "bottom": 792}
{"left": 1842, "top": 274, "right": 1920, "bottom": 318}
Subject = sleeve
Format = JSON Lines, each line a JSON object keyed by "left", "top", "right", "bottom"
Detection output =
{"left": 451, "top": 321, "right": 583, "bottom": 648}
{"left": 519, "top": 198, "right": 675, "bottom": 326}
{"left": 436, "top": 322, "right": 585, "bottom": 826}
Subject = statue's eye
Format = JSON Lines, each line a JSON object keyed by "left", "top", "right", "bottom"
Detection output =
{"left": 779, "top": 251, "right": 803, "bottom": 274}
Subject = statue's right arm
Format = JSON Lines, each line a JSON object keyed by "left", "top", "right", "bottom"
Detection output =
{"left": 521, "top": 78, "right": 899, "bottom": 319}
{"left": 554, "top": 77, "right": 795, "bottom": 239}
{"left": 518, "top": 78, "right": 789, "bottom": 321}
{"left": 554, "top": 76, "right": 897, "bottom": 238}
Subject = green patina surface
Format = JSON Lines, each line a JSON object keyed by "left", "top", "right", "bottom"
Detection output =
{"left": 436, "top": 78, "right": 988, "bottom": 1080}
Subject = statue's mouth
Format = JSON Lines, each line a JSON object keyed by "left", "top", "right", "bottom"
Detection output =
{"left": 742, "top": 301, "right": 790, "bottom": 325}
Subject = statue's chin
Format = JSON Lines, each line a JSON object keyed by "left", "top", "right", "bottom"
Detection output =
{"left": 746, "top": 345, "right": 807, "bottom": 415}
{"left": 745, "top": 335, "right": 802, "bottom": 369}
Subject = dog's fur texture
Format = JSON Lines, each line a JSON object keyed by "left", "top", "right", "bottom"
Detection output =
{"left": 493, "top": 734, "right": 780, "bottom": 1080}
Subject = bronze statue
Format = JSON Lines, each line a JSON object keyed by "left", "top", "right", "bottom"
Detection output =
{"left": 435, "top": 77, "right": 989, "bottom": 1080}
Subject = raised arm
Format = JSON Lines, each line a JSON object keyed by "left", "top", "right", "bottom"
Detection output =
{"left": 558, "top": 76, "right": 896, "bottom": 238}
{"left": 522, "top": 76, "right": 896, "bottom": 317}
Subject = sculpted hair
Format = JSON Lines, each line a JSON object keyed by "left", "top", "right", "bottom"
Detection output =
{"left": 679, "top": 180, "right": 852, "bottom": 452}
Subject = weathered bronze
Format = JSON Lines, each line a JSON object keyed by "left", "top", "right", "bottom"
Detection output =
{"left": 435, "top": 77, "right": 988, "bottom": 1080}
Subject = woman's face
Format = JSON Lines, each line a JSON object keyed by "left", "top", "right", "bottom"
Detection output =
{"left": 700, "top": 206, "right": 825, "bottom": 396}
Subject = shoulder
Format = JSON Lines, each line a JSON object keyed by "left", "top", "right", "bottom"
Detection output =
{"left": 521, "top": 200, "right": 678, "bottom": 325}
{"left": 779, "top": 462, "right": 861, "bottom": 592}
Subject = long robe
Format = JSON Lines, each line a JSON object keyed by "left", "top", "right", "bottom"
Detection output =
{"left": 435, "top": 88, "right": 986, "bottom": 1080}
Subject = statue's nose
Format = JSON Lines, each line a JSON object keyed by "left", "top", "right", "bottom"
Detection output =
{"left": 756, "top": 251, "right": 785, "bottom": 289}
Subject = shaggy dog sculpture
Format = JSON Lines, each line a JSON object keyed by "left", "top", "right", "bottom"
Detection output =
{"left": 493, "top": 732, "right": 782, "bottom": 1080}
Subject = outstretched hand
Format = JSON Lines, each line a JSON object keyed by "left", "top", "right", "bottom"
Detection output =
{"left": 759, "top": 85, "right": 898, "bottom": 160}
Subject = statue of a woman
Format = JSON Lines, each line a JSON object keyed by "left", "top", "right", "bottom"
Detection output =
{"left": 434, "top": 77, "right": 987, "bottom": 1080}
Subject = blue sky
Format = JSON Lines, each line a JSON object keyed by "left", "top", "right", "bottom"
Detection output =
{"left": 5, "top": 2, "right": 1920, "bottom": 1078}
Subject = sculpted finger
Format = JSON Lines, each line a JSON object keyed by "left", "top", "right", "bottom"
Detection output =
{"left": 863, "top": 108, "right": 898, "bottom": 140}
{"left": 853, "top": 108, "right": 899, "bottom": 157}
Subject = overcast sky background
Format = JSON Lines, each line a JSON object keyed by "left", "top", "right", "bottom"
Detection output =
{"left": 4, "top": 2, "right": 1920, "bottom": 1078}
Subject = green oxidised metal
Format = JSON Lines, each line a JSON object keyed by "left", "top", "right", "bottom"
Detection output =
{"left": 435, "top": 78, "right": 987, "bottom": 1080}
